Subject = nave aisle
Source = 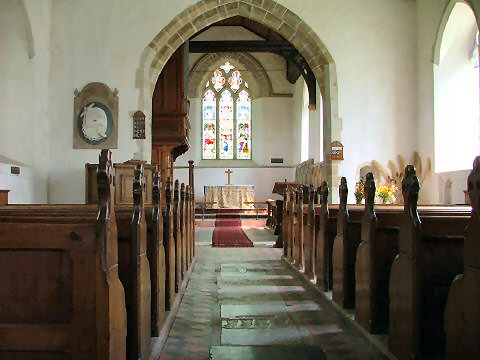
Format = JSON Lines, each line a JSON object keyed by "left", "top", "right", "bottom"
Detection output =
{"left": 159, "top": 228, "right": 383, "bottom": 360}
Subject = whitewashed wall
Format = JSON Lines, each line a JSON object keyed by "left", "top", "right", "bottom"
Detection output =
{"left": 0, "top": 0, "right": 51, "bottom": 203}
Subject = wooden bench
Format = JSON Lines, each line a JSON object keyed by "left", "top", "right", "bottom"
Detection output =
{"left": 283, "top": 165, "right": 474, "bottom": 359}
{"left": 0, "top": 149, "right": 126, "bottom": 360}
{"left": 0, "top": 165, "right": 196, "bottom": 360}
{"left": 332, "top": 178, "right": 363, "bottom": 309}
{"left": 389, "top": 166, "right": 470, "bottom": 359}
{"left": 444, "top": 156, "right": 480, "bottom": 359}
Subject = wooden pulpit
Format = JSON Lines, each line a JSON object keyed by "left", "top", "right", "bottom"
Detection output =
{"left": 85, "top": 160, "right": 157, "bottom": 204}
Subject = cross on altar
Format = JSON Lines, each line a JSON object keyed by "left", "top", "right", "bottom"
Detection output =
{"left": 225, "top": 168, "right": 233, "bottom": 185}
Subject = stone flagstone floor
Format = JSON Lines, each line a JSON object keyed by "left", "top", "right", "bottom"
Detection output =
{"left": 158, "top": 227, "right": 384, "bottom": 360}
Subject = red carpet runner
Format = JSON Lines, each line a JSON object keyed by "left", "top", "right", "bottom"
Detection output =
{"left": 212, "top": 210, "right": 254, "bottom": 248}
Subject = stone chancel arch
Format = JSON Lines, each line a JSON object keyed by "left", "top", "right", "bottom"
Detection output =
{"left": 137, "top": 0, "right": 341, "bottom": 195}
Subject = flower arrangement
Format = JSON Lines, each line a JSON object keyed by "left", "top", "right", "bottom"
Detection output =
{"left": 354, "top": 177, "right": 365, "bottom": 204}
{"left": 376, "top": 183, "right": 399, "bottom": 204}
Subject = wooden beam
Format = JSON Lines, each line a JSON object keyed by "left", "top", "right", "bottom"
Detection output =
{"left": 190, "top": 40, "right": 317, "bottom": 108}
{"left": 189, "top": 40, "right": 294, "bottom": 53}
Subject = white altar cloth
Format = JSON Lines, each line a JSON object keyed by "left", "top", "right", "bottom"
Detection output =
{"left": 204, "top": 185, "right": 255, "bottom": 209}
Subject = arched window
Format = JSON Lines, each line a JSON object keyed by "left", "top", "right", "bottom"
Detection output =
{"left": 202, "top": 61, "right": 251, "bottom": 160}
{"left": 434, "top": 2, "right": 479, "bottom": 172}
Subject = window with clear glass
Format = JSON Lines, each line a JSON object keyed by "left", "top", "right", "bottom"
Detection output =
{"left": 202, "top": 61, "right": 252, "bottom": 160}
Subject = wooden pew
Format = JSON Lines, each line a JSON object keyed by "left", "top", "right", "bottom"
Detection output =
{"left": 444, "top": 156, "right": 480, "bottom": 359}
{"left": 180, "top": 184, "right": 186, "bottom": 278}
{"left": 1, "top": 178, "right": 168, "bottom": 342}
{"left": 303, "top": 186, "right": 316, "bottom": 279}
{"left": 173, "top": 181, "right": 181, "bottom": 293}
{"left": 188, "top": 160, "right": 195, "bottom": 261}
{"left": 121, "top": 164, "right": 151, "bottom": 360}
{"left": 332, "top": 177, "right": 363, "bottom": 309}
{"left": 315, "top": 182, "right": 338, "bottom": 291}
{"left": 389, "top": 166, "right": 469, "bottom": 359}
{"left": 293, "top": 186, "right": 304, "bottom": 270}
{"left": 0, "top": 168, "right": 195, "bottom": 359}
{"left": 355, "top": 172, "right": 400, "bottom": 334}
{"left": 188, "top": 186, "right": 194, "bottom": 264}
{"left": 282, "top": 191, "right": 290, "bottom": 259}
{"left": 1, "top": 164, "right": 153, "bottom": 360}
{"left": 164, "top": 178, "right": 176, "bottom": 311}
{"left": 286, "top": 186, "right": 296, "bottom": 263}
{"left": 0, "top": 149, "right": 127, "bottom": 360}
{"left": 148, "top": 173, "right": 166, "bottom": 337}
{"left": 185, "top": 185, "right": 191, "bottom": 270}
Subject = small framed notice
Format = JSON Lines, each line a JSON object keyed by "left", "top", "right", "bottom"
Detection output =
{"left": 330, "top": 141, "right": 344, "bottom": 160}
{"left": 133, "top": 111, "right": 146, "bottom": 139}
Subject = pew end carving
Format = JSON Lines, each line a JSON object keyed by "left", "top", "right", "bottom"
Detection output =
{"left": 315, "top": 181, "right": 331, "bottom": 291}
{"left": 389, "top": 165, "right": 422, "bottom": 358}
{"left": 164, "top": 177, "right": 176, "bottom": 310}
{"left": 333, "top": 177, "right": 361, "bottom": 309}
{"left": 150, "top": 171, "right": 166, "bottom": 336}
{"left": 444, "top": 157, "right": 480, "bottom": 359}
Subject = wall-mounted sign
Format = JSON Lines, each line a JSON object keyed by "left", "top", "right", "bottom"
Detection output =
{"left": 330, "top": 141, "right": 344, "bottom": 160}
{"left": 133, "top": 111, "right": 146, "bottom": 139}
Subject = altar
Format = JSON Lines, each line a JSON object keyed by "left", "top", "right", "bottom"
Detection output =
{"left": 204, "top": 185, "right": 255, "bottom": 209}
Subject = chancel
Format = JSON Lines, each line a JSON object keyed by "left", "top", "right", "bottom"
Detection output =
{"left": 1, "top": 0, "right": 480, "bottom": 359}
{"left": 204, "top": 167, "right": 255, "bottom": 209}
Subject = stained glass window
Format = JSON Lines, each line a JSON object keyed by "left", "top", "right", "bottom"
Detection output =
{"left": 212, "top": 69, "right": 225, "bottom": 92}
{"left": 202, "top": 90, "right": 216, "bottom": 159}
{"left": 228, "top": 70, "right": 242, "bottom": 93}
{"left": 219, "top": 90, "right": 234, "bottom": 159}
{"left": 201, "top": 61, "right": 252, "bottom": 160}
{"left": 237, "top": 90, "right": 251, "bottom": 159}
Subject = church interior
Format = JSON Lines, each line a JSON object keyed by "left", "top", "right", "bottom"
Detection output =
{"left": 1, "top": 0, "right": 480, "bottom": 359}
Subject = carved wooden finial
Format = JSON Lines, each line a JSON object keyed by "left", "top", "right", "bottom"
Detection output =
{"left": 174, "top": 179, "right": 179, "bottom": 204}
{"left": 133, "top": 164, "right": 144, "bottom": 208}
{"left": 97, "top": 149, "right": 113, "bottom": 220}
{"left": 181, "top": 183, "right": 186, "bottom": 201}
{"left": 152, "top": 172, "right": 162, "bottom": 222}
{"left": 339, "top": 177, "right": 348, "bottom": 210}
{"left": 152, "top": 172, "right": 161, "bottom": 206}
{"left": 364, "top": 172, "right": 376, "bottom": 213}
{"left": 166, "top": 177, "right": 172, "bottom": 207}
{"left": 289, "top": 186, "right": 295, "bottom": 201}
{"left": 468, "top": 156, "right": 480, "bottom": 213}
{"left": 402, "top": 165, "right": 420, "bottom": 215}
{"left": 320, "top": 181, "right": 329, "bottom": 205}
